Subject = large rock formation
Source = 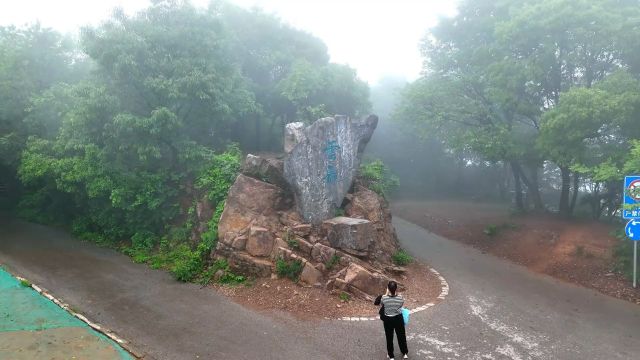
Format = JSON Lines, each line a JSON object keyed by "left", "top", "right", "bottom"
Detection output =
{"left": 284, "top": 115, "right": 378, "bottom": 224}
{"left": 212, "top": 115, "right": 404, "bottom": 300}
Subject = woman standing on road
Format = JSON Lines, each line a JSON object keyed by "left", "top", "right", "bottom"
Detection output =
{"left": 374, "top": 281, "right": 408, "bottom": 359}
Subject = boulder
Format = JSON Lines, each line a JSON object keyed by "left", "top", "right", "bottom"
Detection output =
{"left": 231, "top": 236, "right": 247, "bottom": 250}
{"left": 284, "top": 115, "right": 378, "bottom": 224}
{"left": 246, "top": 226, "right": 274, "bottom": 257}
{"left": 284, "top": 122, "right": 306, "bottom": 154}
{"left": 295, "top": 237, "right": 314, "bottom": 257}
{"left": 217, "top": 174, "right": 291, "bottom": 239}
{"left": 292, "top": 224, "right": 312, "bottom": 237}
{"left": 311, "top": 243, "right": 336, "bottom": 264}
{"left": 322, "top": 217, "right": 374, "bottom": 256}
{"left": 242, "top": 154, "right": 289, "bottom": 190}
{"left": 227, "top": 252, "right": 273, "bottom": 277}
{"left": 299, "top": 262, "right": 323, "bottom": 286}
{"left": 343, "top": 263, "right": 390, "bottom": 297}
{"left": 346, "top": 185, "right": 400, "bottom": 263}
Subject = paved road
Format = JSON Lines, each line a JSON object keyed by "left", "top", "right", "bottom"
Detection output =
{"left": 394, "top": 217, "right": 640, "bottom": 360}
{"left": 2, "top": 216, "right": 640, "bottom": 359}
{"left": 0, "top": 218, "right": 383, "bottom": 360}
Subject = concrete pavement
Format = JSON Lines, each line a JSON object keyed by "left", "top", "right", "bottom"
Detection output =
{"left": 2, "top": 215, "right": 640, "bottom": 359}
{"left": 0, "top": 218, "right": 383, "bottom": 360}
{"left": 394, "top": 217, "right": 640, "bottom": 360}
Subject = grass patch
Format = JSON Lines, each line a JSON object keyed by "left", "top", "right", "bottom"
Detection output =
{"left": 483, "top": 222, "right": 518, "bottom": 237}
{"left": 287, "top": 238, "right": 300, "bottom": 250}
{"left": 613, "top": 229, "right": 635, "bottom": 280}
{"left": 276, "top": 257, "right": 304, "bottom": 281}
{"left": 392, "top": 249, "right": 413, "bottom": 266}
{"left": 325, "top": 254, "right": 341, "bottom": 271}
{"left": 483, "top": 224, "right": 499, "bottom": 236}
{"left": 339, "top": 292, "right": 351, "bottom": 302}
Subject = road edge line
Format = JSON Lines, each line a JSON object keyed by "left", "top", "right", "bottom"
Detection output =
{"left": 339, "top": 266, "right": 449, "bottom": 321}
{"left": 14, "top": 275, "right": 145, "bottom": 359}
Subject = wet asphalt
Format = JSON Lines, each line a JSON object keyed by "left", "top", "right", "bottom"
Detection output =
{"left": 1, "top": 214, "right": 640, "bottom": 359}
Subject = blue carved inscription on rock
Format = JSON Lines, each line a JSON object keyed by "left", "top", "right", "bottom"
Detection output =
{"left": 324, "top": 140, "right": 341, "bottom": 183}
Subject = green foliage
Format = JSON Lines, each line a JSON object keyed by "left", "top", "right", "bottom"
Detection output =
{"left": 483, "top": 222, "right": 518, "bottom": 237}
{"left": 339, "top": 292, "right": 351, "bottom": 302}
{"left": 394, "top": 0, "right": 640, "bottom": 215}
{"left": 392, "top": 250, "right": 413, "bottom": 266}
{"left": 484, "top": 225, "right": 499, "bottom": 237}
{"left": 325, "top": 255, "right": 341, "bottom": 271}
{"left": 196, "top": 145, "right": 242, "bottom": 204}
{"left": 613, "top": 230, "right": 635, "bottom": 280}
{"left": 19, "top": 279, "right": 32, "bottom": 288}
{"left": 275, "top": 257, "right": 304, "bottom": 281}
{"left": 287, "top": 238, "right": 300, "bottom": 250}
{"left": 359, "top": 159, "right": 400, "bottom": 198}
{"left": 199, "top": 258, "right": 246, "bottom": 286}
{"left": 334, "top": 208, "right": 346, "bottom": 217}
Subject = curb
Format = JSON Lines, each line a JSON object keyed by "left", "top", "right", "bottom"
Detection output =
{"left": 14, "top": 275, "right": 144, "bottom": 359}
{"left": 339, "top": 267, "right": 449, "bottom": 321}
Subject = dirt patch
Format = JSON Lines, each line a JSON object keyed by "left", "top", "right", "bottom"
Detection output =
{"left": 392, "top": 200, "right": 640, "bottom": 305}
{"left": 212, "top": 262, "right": 442, "bottom": 320}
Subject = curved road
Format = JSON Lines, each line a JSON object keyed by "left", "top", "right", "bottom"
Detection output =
{"left": 1, "top": 216, "right": 639, "bottom": 359}
{"left": 394, "top": 217, "right": 640, "bottom": 360}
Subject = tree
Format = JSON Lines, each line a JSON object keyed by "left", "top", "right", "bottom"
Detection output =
{"left": 497, "top": 0, "right": 635, "bottom": 215}
{"left": 396, "top": 0, "right": 640, "bottom": 215}
{"left": 217, "top": 2, "right": 369, "bottom": 151}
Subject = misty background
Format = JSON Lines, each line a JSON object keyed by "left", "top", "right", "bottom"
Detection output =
{"left": 2, "top": 0, "right": 640, "bottom": 266}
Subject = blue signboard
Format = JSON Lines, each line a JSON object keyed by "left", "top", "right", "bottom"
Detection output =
{"left": 623, "top": 176, "right": 640, "bottom": 219}
{"left": 625, "top": 220, "right": 640, "bottom": 241}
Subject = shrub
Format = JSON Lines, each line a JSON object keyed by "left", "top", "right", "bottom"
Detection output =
{"left": 287, "top": 238, "right": 300, "bottom": 249}
{"left": 392, "top": 249, "right": 413, "bottom": 266}
{"left": 283, "top": 229, "right": 299, "bottom": 249}
{"left": 20, "top": 279, "right": 32, "bottom": 287}
{"left": 168, "top": 244, "right": 203, "bottom": 282}
{"left": 359, "top": 159, "right": 399, "bottom": 198}
{"left": 325, "top": 254, "right": 341, "bottom": 271}
{"left": 339, "top": 292, "right": 351, "bottom": 302}
{"left": 613, "top": 229, "right": 634, "bottom": 280}
{"left": 276, "top": 257, "right": 304, "bottom": 281}
{"left": 198, "top": 258, "right": 246, "bottom": 286}
{"left": 483, "top": 224, "right": 499, "bottom": 236}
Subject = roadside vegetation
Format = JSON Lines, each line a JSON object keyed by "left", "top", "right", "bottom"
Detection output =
{"left": 0, "top": 1, "right": 369, "bottom": 284}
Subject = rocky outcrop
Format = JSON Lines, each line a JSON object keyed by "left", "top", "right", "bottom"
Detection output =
{"left": 322, "top": 217, "right": 374, "bottom": 256}
{"left": 346, "top": 185, "right": 400, "bottom": 265}
{"left": 212, "top": 114, "right": 405, "bottom": 300}
{"left": 284, "top": 122, "right": 306, "bottom": 154}
{"left": 284, "top": 115, "right": 378, "bottom": 224}
{"left": 242, "top": 154, "right": 289, "bottom": 190}
{"left": 217, "top": 174, "right": 290, "bottom": 238}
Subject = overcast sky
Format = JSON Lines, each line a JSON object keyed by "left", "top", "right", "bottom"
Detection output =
{"left": 0, "top": 0, "right": 458, "bottom": 84}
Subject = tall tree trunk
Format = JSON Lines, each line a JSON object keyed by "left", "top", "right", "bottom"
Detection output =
{"left": 511, "top": 162, "right": 524, "bottom": 212}
{"left": 558, "top": 166, "right": 571, "bottom": 217}
{"left": 498, "top": 162, "right": 508, "bottom": 201}
{"left": 569, "top": 172, "right": 580, "bottom": 215}
{"left": 512, "top": 163, "right": 544, "bottom": 211}
{"left": 526, "top": 164, "right": 545, "bottom": 212}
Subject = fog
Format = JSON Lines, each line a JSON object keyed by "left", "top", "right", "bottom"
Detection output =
{"left": 0, "top": 0, "right": 458, "bottom": 84}
{"left": 2, "top": 0, "right": 640, "bottom": 239}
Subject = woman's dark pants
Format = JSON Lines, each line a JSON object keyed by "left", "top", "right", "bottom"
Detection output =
{"left": 383, "top": 314, "right": 408, "bottom": 358}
